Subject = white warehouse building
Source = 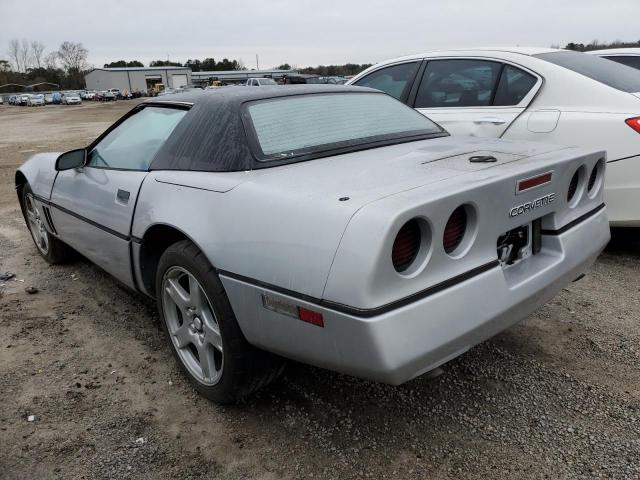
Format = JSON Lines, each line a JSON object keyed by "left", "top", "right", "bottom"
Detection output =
{"left": 84, "top": 66, "right": 192, "bottom": 93}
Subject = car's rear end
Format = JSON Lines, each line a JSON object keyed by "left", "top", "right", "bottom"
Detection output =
{"left": 224, "top": 140, "right": 609, "bottom": 385}
{"left": 319, "top": 145, "right": 607, "bottom": 383}
{"left": 208, "top": 88, "right": 609, "bottom": 385}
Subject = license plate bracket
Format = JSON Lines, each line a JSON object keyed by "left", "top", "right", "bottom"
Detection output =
{"left": 497, "top": 219, "right": 541, "bottom": 267}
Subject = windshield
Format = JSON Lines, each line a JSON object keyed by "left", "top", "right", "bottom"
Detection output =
{"left": 258, "top": 78, "right": 277, "bottom": 85}
{"left": 246, "top": 92, "right": 444, "bottom": 161}
{"left": 535, "top": 51, "right": 640, "bottom": 92}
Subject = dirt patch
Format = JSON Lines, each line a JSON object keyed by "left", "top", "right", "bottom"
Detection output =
{"left": 0, "top": 102, "right": 638, "bottom": 479}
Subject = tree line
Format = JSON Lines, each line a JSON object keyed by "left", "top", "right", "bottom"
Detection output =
{"left": 296, "top": 63, "right": 373, "bottom": 76}
{"left": 103, "top": 58, "right": 246, "bottom": 71}
{"left": 102, "top": 59, "right": 372, "bottom": 76}
{"left": 1, "top": 39, "right": 89, "bottom": 89}
{"left": 2, "top": 37, "right": 376, "bottom": 92}
{"left": 561, "top": 39, "right": 640, "bottom": 52}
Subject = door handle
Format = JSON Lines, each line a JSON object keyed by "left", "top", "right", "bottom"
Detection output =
{"left": 474, "top": 117, "right": 507, "bottom": 125}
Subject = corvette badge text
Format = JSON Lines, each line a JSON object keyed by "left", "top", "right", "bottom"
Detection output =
{"left": 509, "top": 193, "right": 556, "bottom": 218}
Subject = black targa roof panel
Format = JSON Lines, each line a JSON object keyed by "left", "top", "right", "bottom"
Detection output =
{"left": 149, "top": 85, "right": 382, "bottom": 172}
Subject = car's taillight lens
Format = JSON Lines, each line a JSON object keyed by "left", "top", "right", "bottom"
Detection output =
{"left": 443, "top": 206, "right": 467, "bottom": 254}
{"left": 568, "top": 170, "right": 580, "bottom": 202}
{"left": 625, "top": 117, "right": 640, "bottom": 134}
{"left": 392, "top": 219, "right": 421, "bottom": 272}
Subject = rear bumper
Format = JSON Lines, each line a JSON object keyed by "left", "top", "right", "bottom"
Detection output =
{"left": 222, "top": 207, "right": 610, "bottom": 384}
{"left": 605, "top": 155, "right": 640, "bottom": 227}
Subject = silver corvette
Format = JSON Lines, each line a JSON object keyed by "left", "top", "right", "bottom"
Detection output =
{"left": 16, "top": 86, "right": 610, "bottom": 403}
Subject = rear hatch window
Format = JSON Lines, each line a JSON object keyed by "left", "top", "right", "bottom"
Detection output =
{"left": 245, "top": 92, "right": 445, "bottom": 162}
{"left": 535, "top": 51, "right": 640, "bottom": 93}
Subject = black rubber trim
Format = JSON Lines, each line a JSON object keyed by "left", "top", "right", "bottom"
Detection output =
{"left": 541, "top": 203, "right": 606, "bottom": 236}
{"left": 218, "top": 269, "right": 323, "bottom": 306}
{"left": 32, "top": 193, "right": 131, "bottom": 241}
{"left": 607, "top": 154, "right": 640, "bottom": 164}
{"left": 51, "top": 202, "right": 130, "bottom": 240}
{"left": 219, "top": 260, "right": 500, "bottom": 319}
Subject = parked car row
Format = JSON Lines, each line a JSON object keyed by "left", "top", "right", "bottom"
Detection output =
{"left": 4, "top": 92, "right": 83, "bottom": 106}
{"left": 1, "top": 89, "right": 150, "bottom": 107}
{"left": 157, "top": 86, "right": 205, "bottom": 96}
{"left": 241, "top": 75, "right": 348, "bottom": 86}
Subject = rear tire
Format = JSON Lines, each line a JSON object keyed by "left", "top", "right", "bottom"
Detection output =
{"left": 21, "top": 183, "right": 74, "bottom": 264}
{"left": 156, "top": 240, "right": 285, "bottom": 404}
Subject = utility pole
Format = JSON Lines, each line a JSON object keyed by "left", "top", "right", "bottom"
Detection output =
{"left": 256, "top": 54, "right": 259, "bottom": 70}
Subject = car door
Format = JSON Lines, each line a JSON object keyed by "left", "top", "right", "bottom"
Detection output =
{"left": 50, "top": 105, "right": 188, "bottom": 287}
{"left": 410, "top": 58, "right": 541, "bottom": 137}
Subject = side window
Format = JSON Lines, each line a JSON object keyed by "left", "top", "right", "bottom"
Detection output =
{"left": 494, "top": 65, "right": 537, "bottom": 106}
{"left": 87, "top": 106, "right": 187, "bottom": 170}
{"left": 353, "top": 62, "right": 420, "bottom": 100}
{"left": 604, "top": 56, "right": 640, "bottom": 71}
{"left": 415, "top": 59, "right": 502, "bottom": 108}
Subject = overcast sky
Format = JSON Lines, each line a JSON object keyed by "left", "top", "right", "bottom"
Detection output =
{"left": 1, "top": 0, "right": 638, "bottom": 69}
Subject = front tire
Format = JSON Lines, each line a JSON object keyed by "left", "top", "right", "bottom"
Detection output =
{"left": 156, "top": 240, "right": 284, "bottom": 404}
{"left": 21, "top": 183, "right": 73, "bottom": 264}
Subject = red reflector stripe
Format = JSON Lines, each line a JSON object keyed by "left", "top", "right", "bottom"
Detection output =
{"left": 297, "top": 307, "right": 324, "bottom": 327}
{"left": 625, "top": 117, "right": 640, "bottom": 134}
{"left": 517, "top": 172, "right": 553, "bottom": 192}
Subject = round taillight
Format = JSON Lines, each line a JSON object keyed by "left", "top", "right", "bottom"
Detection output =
{"left": 443, "top": 206, "right": 467, "bottom": 254}
{"left": 392, "top": 219, "right": 421, "bottom": 272}
{"left": 567, "top": 170, "right": 580, "bottom": 202}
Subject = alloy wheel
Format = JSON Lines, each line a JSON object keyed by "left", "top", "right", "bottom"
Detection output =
{"left": 162, "top": 266, "right": 224, "bottom": 385}
{"left": 25, "top": 194, "right": 49, "bottom": 255}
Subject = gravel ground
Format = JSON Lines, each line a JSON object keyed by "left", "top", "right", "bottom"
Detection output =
{"left": 0, "top": 101, "right": 638, "bottom": 479}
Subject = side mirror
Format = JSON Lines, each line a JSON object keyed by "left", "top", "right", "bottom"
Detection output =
{"left": 55, "top": 148, "right": 86, "bottom": 171}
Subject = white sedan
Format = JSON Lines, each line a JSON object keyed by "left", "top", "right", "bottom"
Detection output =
{"left": 348, "top": 48, "right": 640, "bottom": 226}
{"left": 588, "top": 48, "right": 640, "bottom": 71}
{"left": 61, "top": 93, "right": 82, "bottom": 105}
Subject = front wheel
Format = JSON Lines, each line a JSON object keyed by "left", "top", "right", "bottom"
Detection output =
{"left": 156, "top": 240, "right": 285, "bottom": 403}
{"left": 22, "top": 184, "right": 73, "bottom": 264}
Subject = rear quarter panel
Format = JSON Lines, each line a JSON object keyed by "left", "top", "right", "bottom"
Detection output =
{"left": 505, "top": 110, "right": 640, "bottom": 162}
{"left": 504, "top": 57, "right": 640, "bottom": 161}
{"left": 131, "top": 172, "right": 362, "bottom": 299}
